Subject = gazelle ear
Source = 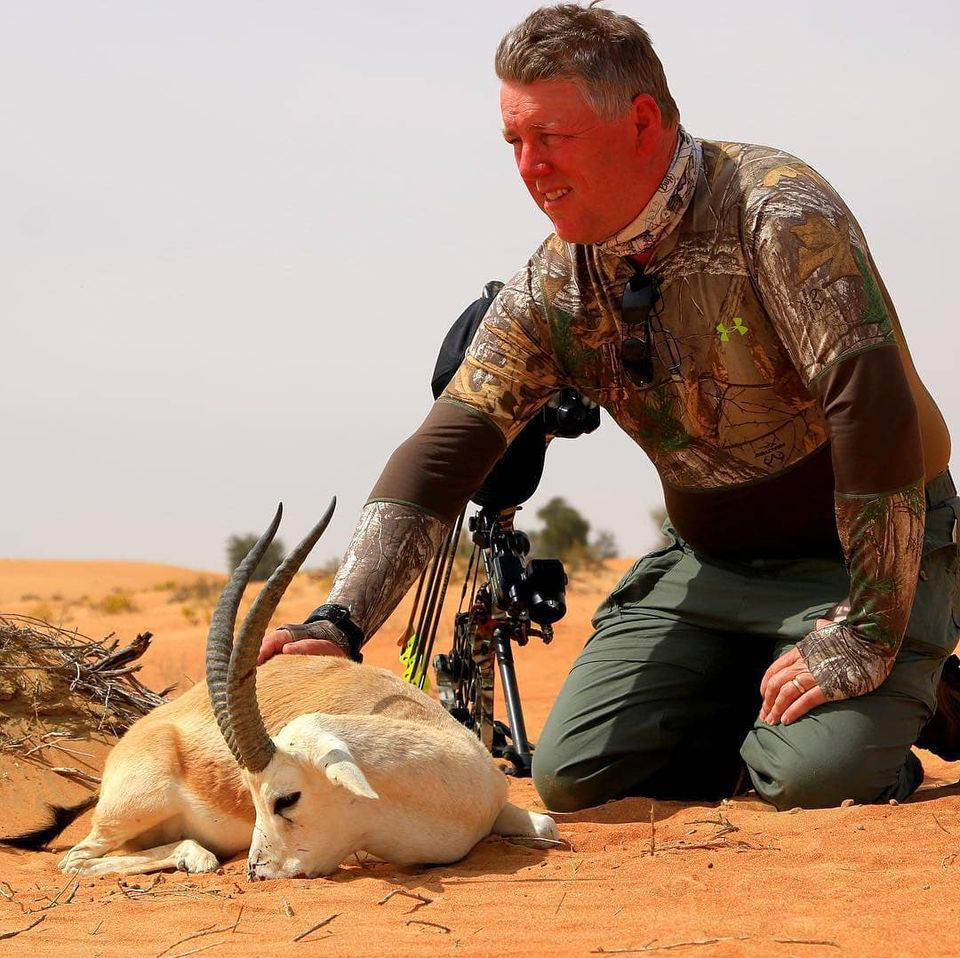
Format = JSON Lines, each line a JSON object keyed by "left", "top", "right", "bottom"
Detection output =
{"left": 326, "top": 757, "right": 379, "bottom": 800}
{"left": 316, "top": 745, "right": 379, "bottom": 800}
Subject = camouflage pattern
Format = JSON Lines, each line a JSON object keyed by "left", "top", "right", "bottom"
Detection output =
{"left": 443, "top": 136, "right": 922, "bottom": 698}
{"left": 327, "top": 501, "right": 449, "bottom": 644}
{"left": 797, "top": 482, "right": 927, "bottom": 698}
{"left": 444, "top": 139, "right": 892, "bottom": 483}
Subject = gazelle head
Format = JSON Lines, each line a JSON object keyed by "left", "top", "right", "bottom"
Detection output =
{"left": 205, "top": 502, "right": 380, "bottom": 880}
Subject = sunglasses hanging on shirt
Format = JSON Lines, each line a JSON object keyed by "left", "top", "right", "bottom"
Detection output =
{"left": 620, "top": 270, "right": 681, "bottom": 387}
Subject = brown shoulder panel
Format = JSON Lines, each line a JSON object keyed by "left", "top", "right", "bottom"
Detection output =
{"left": 812, "top": 344, "right": 923, "bottom": 494}
{"left": 367, "top": 398, "right": 507, "bottom": 523}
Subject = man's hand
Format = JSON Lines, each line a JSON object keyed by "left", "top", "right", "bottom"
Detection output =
{"left": 759, "top": 618, "right": 835, "bottom": 726}
{"left": 257, "top": 621, "right": 350, "bottom": 665}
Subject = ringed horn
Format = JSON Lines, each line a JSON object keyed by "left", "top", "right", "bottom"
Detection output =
{"left": 206, "top": 499, "right": 337, "bottom": 772}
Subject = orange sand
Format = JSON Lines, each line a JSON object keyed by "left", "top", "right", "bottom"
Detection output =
{"left": 0, "top": 558, "right": 958, "bottom": 957}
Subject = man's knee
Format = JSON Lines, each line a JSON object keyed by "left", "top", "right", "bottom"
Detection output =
{"left": 531, "top": 750, "right": 612, "bottom": 813}
{"left": 741, "top": 725, "right": 922, "bottom": 811}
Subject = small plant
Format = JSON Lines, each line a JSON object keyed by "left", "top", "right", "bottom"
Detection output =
{"left": 181, "top": 605, "right": 199, "bottom": 625}
{"left": 29, "top": 601, "right": 56, "bottom": 622}
{"left": 226, "top": 533, "right": 286, "bottom": 582}
{"left": 529, "top": 496, "right": 619, "bottom": 569}
{"left": 168, "top": 577, "right": 225, "bottom": 605}
{"left": 96, "top": 592, "right": 138, "bottom": 615}
{"left": 152, "top": 579, "right": 177, "bottom": 592}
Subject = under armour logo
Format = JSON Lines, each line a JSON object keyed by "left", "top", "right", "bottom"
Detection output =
{"left": 716, "top": 317, "right": 748, "bottom": 342}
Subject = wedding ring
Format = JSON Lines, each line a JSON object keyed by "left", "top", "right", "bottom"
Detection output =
{"left": 791, "top": 677, "right": 806, "bottom": 695}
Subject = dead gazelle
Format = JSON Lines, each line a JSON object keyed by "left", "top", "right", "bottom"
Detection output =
{"left": 2, "top": 501, "right": 557, "bottom": 878}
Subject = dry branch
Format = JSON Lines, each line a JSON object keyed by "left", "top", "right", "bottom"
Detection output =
{"left": 377, "top": 888, "right": 433, "bottom": 909}
{"left": 156, "top": 906, "right": 244, "bottom": 957}
{"left": 773, "top": 938, "right": 840, "bottom": 947}
{"left": 50, "top": 766, "right": 102, "bottom": 785}
{"left": 593, "top": 936, "right": 751, "bottom": 953}
{"left": 0, "top": 914, "right": 46, "bottom": 941}
{"left": 406, "top": 920, "right": 451, "bottom": 934}
{"left": 292, "top": 914, "right": 339, "bottom": 942}
{"left": 0, "top": 614, "right": 171, "bottom": 762}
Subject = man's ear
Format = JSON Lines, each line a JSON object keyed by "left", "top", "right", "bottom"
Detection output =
{"left": 630, "top": 93, "right": 662, "bottom": 147}
{"left": 316, "top": 745, "right": 379, "bottom": 800}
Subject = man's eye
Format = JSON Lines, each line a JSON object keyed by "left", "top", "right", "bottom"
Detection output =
{"left": 273, "top": 791, "right": 301, "bottom": 815}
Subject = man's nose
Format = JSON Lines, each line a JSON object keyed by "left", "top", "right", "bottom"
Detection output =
{"left": 517, "top": 143, "right": 550, "bottom": 181}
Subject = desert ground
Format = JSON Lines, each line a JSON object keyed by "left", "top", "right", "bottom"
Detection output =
{"left": 0, "top": 557, "right": 958, "bottom": 957}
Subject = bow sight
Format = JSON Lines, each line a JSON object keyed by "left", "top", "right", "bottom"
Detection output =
{"left": 473, "top": 510, "right": 567, "bottom": 628}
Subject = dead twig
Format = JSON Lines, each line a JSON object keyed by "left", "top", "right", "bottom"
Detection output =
{"left": 0, "top": 914, "right": 47, "bottom": 941}
{"left": 649, "top": 802, "right": 656, "bottom": 856}
{"left": 932, "top": 813, "right": 953, "bottom": 835}
{"left": 554, "top": 891, "right": 566, "bottom": 916}
{"left": 378, "top": 888, "right": 431, "bottom": 907}
{"left": 656, "top": 837, "right": 779, "bottom": 854}
{"left": 281, "top": 899, "right": 294, "bottom": 918}
{"left": 773, "top": 938, "right": 840, "bottom": 947}
{"left": 593, "top": 936, "right": 751, "bottom": 953}
{"left": 292, "top": 914, "right": 339, "bottom": 943}
{"left": 168, "top": 944, "right": 223, "bottom": 958}
{"left": 32, "top": 875, "right": 79, "bottom": 912}
{"left": 50, "top": 766, "right": 102, "bottom": 785}
{"left": 377, "top": 888, "right": 433, "bottom": 914}
{"left": 687, "top": 813, "right": 738, "bottom": 838}
{"left": 0, "top": 881, "right": 15, "bottom": 900}
{"left": 406, "top": 920, "right": 450, "bottom": 934}
{"left": 156, "top": 906, "right": 244, "bottom": 958}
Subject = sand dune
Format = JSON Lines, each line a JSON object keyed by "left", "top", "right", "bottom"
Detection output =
{"left": 0, "top": 559, "right": 957, "bottom": 956}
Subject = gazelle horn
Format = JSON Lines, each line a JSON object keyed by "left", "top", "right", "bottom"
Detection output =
{"left": 206, "top": 499, "right": 336, "bottom": 771}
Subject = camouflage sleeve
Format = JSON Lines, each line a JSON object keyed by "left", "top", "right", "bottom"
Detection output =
{"left": 796, "top": 484, "right": 925, "bottom": 698}
{"left": 746, "top": 165, "right": 925, "bottom": 698}
{"left": 324, "top": 501, "right": 449, "bottom": 643}
{"left": 745, "top": 162, "right": 895, "bottom": 384}
{"left": 442, "top": 254, "right": 564, "bottom": 443}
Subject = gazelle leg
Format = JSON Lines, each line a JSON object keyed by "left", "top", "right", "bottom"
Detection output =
{"left": 491, "top": 802, "right": 558, "bottom": 840}
{"left": 58, "top": 801, "right": 177, "bottom": 873}
{"left": 60, "top": 839, "right": 219, "bottom": 876}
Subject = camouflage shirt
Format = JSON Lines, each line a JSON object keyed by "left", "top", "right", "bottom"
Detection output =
{"left": 439, "top": 136, "right": 928, "bottom": 699}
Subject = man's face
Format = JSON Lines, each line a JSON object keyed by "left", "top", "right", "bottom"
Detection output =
{"left": 500, "top": 78, "right": 652, "bottom": 245}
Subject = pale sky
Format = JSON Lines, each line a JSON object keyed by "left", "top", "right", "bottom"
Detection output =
{"left": 3, "top": 1, "right": 958, "bottom": 572}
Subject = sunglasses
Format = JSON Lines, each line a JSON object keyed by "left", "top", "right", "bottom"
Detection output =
{"left": 620, "top": 270, "right": 679, "bottom": 386}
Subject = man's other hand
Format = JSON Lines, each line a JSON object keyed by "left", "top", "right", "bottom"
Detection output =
{"left": 258, "top": 621, "right": 350, "bottom": 665}
{"left": 759, "top": 632, "right": 830, "bottom": 726}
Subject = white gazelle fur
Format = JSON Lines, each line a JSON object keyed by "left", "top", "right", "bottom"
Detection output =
{"left": 38, "top": 503, "right": 557, "bottom": 879}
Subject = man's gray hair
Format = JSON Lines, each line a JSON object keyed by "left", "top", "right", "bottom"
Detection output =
{"left": 495, "top": 4, "right": 679, "bottom": 126}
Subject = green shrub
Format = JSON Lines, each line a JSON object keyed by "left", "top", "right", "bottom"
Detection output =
{"left": 96, "top": 592, "right": 138, "bottom": 615}
{"left": 168, "top": 577, "right": 225, "bottom": 604}
{"left": 225, "top": 534, "right": 286, "bottom": 583}
{"left": 529, "top": 496, "right": 618, "bottom": 569}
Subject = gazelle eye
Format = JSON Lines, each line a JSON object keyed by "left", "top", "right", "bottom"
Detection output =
{"left": 273, "top": 791, "right": 301, "bottom": 815}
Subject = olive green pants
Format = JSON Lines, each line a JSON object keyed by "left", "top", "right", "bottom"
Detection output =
{"left": 533, "top": 474, "right": 960, "bottom": 812}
